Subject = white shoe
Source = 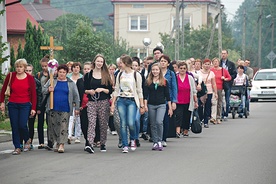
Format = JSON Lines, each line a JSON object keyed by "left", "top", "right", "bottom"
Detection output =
{"left": 162, "top": 141, "right": 167, "bottom": 147}
{"left": 111, "top": 131, "right": 117, "bottom": 135}
{"left": 75, "top": 138, "right": 81, "bottom": 143}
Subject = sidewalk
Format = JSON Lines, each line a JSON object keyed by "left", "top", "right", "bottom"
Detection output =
{"left": 0, "top": 130, "right": 12, "bottom": 143}
{"left": 0, "top": 129, "right": 47, "bottom": 143}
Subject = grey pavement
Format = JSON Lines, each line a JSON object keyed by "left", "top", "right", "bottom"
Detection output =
{"left": 0, "top": 101, "right": 276, "bottom": 184}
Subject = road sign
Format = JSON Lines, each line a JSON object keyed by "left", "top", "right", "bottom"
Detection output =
{"left": 266, "top": 51, "right": 276, "bottom": 62}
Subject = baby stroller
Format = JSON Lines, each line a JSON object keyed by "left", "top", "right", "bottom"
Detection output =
{"left": 229, "top": 85, "right": 248, "bottom": 119}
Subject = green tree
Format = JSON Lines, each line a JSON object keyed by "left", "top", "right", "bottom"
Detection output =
{"left": 232, "top": 0, "right": 276, "bottom": 68}
{"left": 160, "top": 23, "right": 235, "bottom": 61}
{"left": 16, "top": 40, "right": 24, "bottom": 61}
{"left": 46, "top": 18, "right": 131, "bottom": 64}
{"left": 41, "top": 13, "right": 94, "bottom": 44}
{"left": 23, "top": 19, "right": 49, "bottom": 73}
{"left": 10, "top": 47, "right": 16, "bottom": 72}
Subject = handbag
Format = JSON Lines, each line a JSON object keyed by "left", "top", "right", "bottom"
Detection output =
{"left": 198, "top": 71, "right": 210, "bottom": 104}
{"left": 4, "top": 72, "right": 12, "bottom": 97}
{"left": 222, "top": 68, "right": 230, "bottom": 91}
{"left": 191, "top": 112, "right": 202, "bottom": 134}
{"left": 197, "top": 81, "right": 207, "bottom": 98}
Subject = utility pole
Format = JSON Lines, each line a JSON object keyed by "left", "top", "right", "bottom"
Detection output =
{"left": 175, "top": 0, "right": 180, "bottom": 61}
{"left": 206, "top": 14, "right": 219, "bottom": 58}
{"left": 217, "top": 0, "right": 222, "bottom": 57}
{"left": 242, "top": 9, "right": 246, "bottom": 60}
{"left": 258, "top": 5, "right": 262, "bottom": 69}
{"left": 181, "top": 0, "right": 185, "bottom": 48}
{"left": 271, "top": 16, "right": 274, "bottom": 68}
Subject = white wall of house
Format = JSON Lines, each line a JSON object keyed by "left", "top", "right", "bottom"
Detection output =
{"left": 113, "top": 2, "right": 219, "bottom": 57}
{"left": 0, "top": 2, "right": 10, "bottom": 75}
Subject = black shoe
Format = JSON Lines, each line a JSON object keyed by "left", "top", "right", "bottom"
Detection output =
{"left": 176, "top": 132, "right": 181, "bottom": 138}
{"left": 135, "top": 139, "right": 140, "bottom": 147}
{"left": 67, "top": 138, "right": 71, "bottom": 144}
{"left": 45, "top": 145, "right": 53, "bottom": 151}
{"left": 238, "top": 114, "right": 243, "bottom": 118}
{"left": 100, "top": 145, "right": 107, "bottom": 152}
{"left": 141, "top": 133, "right": 148, "bottom": 140}
{"left": 85, "top": 145, "right": 94, "bottom": 154}
{"left": 118, "top": 141, "right": 122, "bottom": 148}
{"left": 149, "top": 137, "right": 153, "bottom": 142}
{"left": 38, "top": 144, "right": 44, "bottom": 149}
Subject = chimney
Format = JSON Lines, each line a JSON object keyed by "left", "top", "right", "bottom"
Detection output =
{"left": 34, "top": 0, "right": 40, "bottom": 3}
{"left": 42, "top": 0, "right": 50, "bottom": 5}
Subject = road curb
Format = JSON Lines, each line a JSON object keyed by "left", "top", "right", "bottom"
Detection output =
{"left": 0, "top": 130, "right": 47, "bottom": 143}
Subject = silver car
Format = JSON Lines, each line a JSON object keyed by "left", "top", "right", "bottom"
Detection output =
{"left": 250, "top": 69, "right": 276, "bottom": 102}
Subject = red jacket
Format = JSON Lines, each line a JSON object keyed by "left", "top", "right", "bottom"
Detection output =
{"left": 0, "top": 72, "right": 37, "bottom": 111}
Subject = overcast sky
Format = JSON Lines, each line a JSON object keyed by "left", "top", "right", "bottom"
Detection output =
{"left": 221, "top": 0, "right": 244, "bottom": 21}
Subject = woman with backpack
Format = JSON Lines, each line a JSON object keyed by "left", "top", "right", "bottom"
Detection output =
{"left": 110, "top": 55, "right": 145, "bottom": 153}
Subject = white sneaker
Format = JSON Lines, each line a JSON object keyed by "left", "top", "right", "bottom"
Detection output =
{"left": 111, "top": 131, "right": 117, "bottom": 135}
{"left": 122, "top": 146, "right": 129, "bottom": 153}
{"left": 162, "top": 141, "right": 167, "bottom": 147}
{"left": 130, "top": 140, "right": 137, "bottom": 151}
{"left": 75, "top": 138, "right": 81, "bottom": 143}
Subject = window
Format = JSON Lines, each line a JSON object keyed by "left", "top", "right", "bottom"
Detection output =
{"left": 129, "top": 15, "right": 148, "bottom": 31}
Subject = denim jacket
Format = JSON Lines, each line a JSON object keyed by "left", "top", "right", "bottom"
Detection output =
{"left": 164, "top": 69, "right": 177, "bottom": 103}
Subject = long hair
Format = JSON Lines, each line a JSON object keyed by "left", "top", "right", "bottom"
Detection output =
{"left": 146, "top": 63, "right": 166, "bottom": 86}
{"left": 92, "top": 54, "right": 112, "bottom": 86}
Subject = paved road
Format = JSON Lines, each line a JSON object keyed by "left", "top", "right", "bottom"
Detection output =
{"left": 0, "top": 101, "right": 276, "bottom": 184}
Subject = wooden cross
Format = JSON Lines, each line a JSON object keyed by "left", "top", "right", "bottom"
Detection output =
{"left": 40, "top": 36, "right": 63, "bottom": 109}
{"left": 40, "top": 36, "right": 63, "bottom": 59}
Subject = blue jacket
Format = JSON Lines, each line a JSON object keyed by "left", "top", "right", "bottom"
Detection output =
{"left": 164, "top": 69, "right": 177, "bottom": 103}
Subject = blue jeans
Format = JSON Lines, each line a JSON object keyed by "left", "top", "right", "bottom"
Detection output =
{"left": 148, "top": 104, "right": 166, "bottom": 143}
{"left": 117, "top": 97, "right": 137, "bottom": 147}
{"left": 204, "top": 94, "right": 213, "bottom": 124}
{"left": 8, "top": 102, "right": 31, "bottom": 149}
{"left": 223, "top": 88, "right": 231, "bottom": 118}
{"left": 130, "top": 109, "right": 141, "bottom": 140}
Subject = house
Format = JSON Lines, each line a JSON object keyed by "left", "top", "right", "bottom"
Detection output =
{"left": 111, "top": 0, "right": 221, "bottom": 58}
{"left": 23, "top": 0, "right": 103, "bottom": 29}
{"left": 6, "top": 0, "right": 40, "bottom": 53}
{"left": 22, "top": 0, "right": 64, "bottom": 23}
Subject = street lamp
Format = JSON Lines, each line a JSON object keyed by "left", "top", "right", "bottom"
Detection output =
{"left": 142, "top": 38, "right": 151, "bottom": 57}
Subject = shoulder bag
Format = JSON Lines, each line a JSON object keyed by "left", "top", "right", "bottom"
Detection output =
{"left": 222, "top": 68, "right": 230, "bottom": 91}
{"left": 5, "top": 72, "right": 12, "bottom": 97}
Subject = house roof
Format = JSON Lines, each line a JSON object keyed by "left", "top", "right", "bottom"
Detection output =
{"left": 111, "top": 0, "right": 217, "bottom": 3}
{"left": 6, "top": 0, "right": 40, "bottom": 34}
{"left": 22, "top": 2, "right": 65, "bottom": 23}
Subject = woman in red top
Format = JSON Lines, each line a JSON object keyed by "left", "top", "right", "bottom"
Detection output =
{"left": 211, "top": 58, "right": 231, "bottom": 124}
{"left": 175, "top": 62, "right": 198, "bottom": 137}
{"left": 0, "top": 59, "right": 37, "bottom": 155}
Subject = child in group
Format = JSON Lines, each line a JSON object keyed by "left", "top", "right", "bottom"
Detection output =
{"left": 144, "top": 63, "right": 173, "bottom": 151}
{"left": 35, "top": 55, "right": 50, "bottom": 149}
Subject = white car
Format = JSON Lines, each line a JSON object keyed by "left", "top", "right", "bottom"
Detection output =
{"left": 250, "top": 68, "right": 276, "bottom": 102}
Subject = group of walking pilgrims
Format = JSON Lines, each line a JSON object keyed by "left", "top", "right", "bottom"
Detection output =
{"left": 0, "top": 47, "right": 253, "bottom": 155}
